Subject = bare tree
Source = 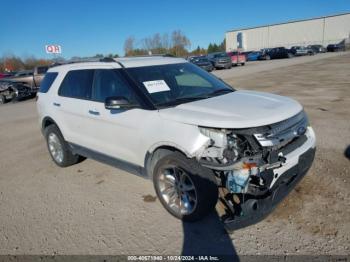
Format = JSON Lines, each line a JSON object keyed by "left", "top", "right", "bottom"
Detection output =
{"left": 171, "top": 30, "right": 191, "bottom": 56}
{"left": 124, "top": 36, "right": 135, "bottom": 56}
{"left": 123, "top": 30, "right": 191, "bottom": 57}
{"left": 162, "top": 33, "right": 170, "bottom": 50}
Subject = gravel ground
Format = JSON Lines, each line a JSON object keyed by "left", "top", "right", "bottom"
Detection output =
{"left": 0, "top": 53, "right": 349, "bottom": 258}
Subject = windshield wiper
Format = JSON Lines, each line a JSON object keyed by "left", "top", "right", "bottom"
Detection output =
{"left": 156, "top": 89, "right": 233, "bottom": 108}
{"left": 206, "top": 88, "right": 233, "bottom": 97}
{"left": 157, "top": 96, "right": 205, "bottom": 107}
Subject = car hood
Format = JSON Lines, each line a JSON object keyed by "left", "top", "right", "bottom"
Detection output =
{"left": 158, "top": 90, "right": 303, "bottom": 128}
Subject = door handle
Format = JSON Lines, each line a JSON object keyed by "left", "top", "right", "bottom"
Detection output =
{"left": 53, "top": 102, "right": 61, "bottom": 107}
{"left": 88, "top": 110, "right": 100, "bottom": 116}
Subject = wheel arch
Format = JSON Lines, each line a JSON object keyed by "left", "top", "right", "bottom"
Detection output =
{"left": 41, "top": 116, "right": 60, "bottom": 134}
{"left": 144, "top": 143, "right": 191, "bottom": 179}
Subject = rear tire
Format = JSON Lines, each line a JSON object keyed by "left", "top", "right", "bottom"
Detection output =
{"left": 153, "top": 152, "right": 218, "bottom": 221}
{"left": 44, "top": 125, "right": 80, "bottom": 167}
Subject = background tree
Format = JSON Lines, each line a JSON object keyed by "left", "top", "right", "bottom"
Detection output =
{"left": 207, "top": 40, "right": 226, "bottom": 53}
{"left": 219, "top": 39, "right": 226, "bottom": 51}
{"left": 93, "top": 54, "right": 104, "bottom": 58}
{"left": 170, "top": 30, "right": 191, "bottom": 57}
{"left": 1, "top": 55, "right": 25, "bottom": 71}
{"left": 124, "top": 36, "right": 135, "bottom": 56}
{"left": 123, "top": 30, "right": 192, "bottom": 57}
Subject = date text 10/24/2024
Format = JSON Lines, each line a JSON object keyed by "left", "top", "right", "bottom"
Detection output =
{"left": 127, "top": 255, "right": 220, "bottom": 261}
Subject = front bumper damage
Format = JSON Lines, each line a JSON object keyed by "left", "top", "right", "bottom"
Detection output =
{"left": 195, "top": 110, "right": 316, "bottom": 229}
{"left": 219, "top": 126, "right": 316, "bottom": 230}
{"left": 224, "top": 146, "right": 315, "bottom": 230}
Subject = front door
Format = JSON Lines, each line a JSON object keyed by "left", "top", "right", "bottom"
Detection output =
{"left": 85, "top": 69, "right": 149, "bottom": 165}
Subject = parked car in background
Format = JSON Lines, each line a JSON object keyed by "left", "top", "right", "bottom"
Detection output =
{"left": 307, "top": 45, "right": 326, "bottom": 53}
{"left": 208, "top": 52, "right": 232, "bottom": 69}
{"left": 9, "top": 66, "right": 48, "bottom": 94}
{"left": 259, "top": 48, "right": 272, "bottom": 60}
{"left": 267, "top": 47, "right": 294, "bottom": 59}
{"left": 0, "top": 73, "right": 11, "bottom": 79}
{"left": 189, "top": 56, "right": 213, "bottom": 72}
{"left": 12, "top": 70, "right": 33, "bottom": 77}
{"left": 327, "top": 43, "right": 345, "bottom": 52}
{"left": 247, "top": 51, "right": 262, "bottom": 61}
{"left": 0, "top": 79, "right": 33, "bottom": 104}
{"left": 290, "top": 46, "right": 315, "bottom": 56}
{"left": 227, "top": 51, "right": 246, "bottom": 66}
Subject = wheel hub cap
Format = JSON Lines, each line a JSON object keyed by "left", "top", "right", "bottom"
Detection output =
{"left": 48, "top": 133, "right": 64, "bottom": 163}
{"left": 158, "top": 166, "right": 197, "bottom": 215}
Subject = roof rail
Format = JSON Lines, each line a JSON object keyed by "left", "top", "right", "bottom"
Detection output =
{"left": 99, "top": 57, "right": 116, "bottom": 62}
{"left": 120, "top": 53, "right": 176, "bottom": 58}
{"left": 50, "top": 54, "right": 177, "bottom": 68}
{"left": 50, "top": 57, "right": 116, "bottom": 68}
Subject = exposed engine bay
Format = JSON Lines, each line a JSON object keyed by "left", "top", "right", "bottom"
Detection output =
{"left": 196, "top": 110, "right": 310, "bottom": 226}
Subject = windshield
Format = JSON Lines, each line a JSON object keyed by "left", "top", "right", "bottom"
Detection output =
{"left": 214, "top": 53, "right": 228, "bottom": 58}
{"left": 194, "top": 57, "right": 209, "bottom": 63}
{"left": 126, "top": 62, "right": 234, "bottom": 107}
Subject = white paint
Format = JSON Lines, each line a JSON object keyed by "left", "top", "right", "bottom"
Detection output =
{"left": 159, "top": 90, "right": 303, "bottom": 128}
{"left": 37, "top": 56, "right": 314, "bottom": 173}
{"left": 270, "top": 127, "right": 316, "bottom": 188}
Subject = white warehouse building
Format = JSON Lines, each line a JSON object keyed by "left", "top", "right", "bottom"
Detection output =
{"left": 225, "top": 13, "right": 350, "bottom": 52}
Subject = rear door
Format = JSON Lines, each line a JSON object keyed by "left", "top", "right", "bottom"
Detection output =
{"left": 53, "top": 68, "right": 95, "bottom": 148}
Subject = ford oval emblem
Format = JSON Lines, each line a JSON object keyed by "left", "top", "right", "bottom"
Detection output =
{"left": 296, "top": 126, "right": 306, "bottom": 136}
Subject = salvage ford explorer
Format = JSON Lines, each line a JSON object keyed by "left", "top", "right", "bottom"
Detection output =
{"left": 36, "top": 56, "right": 316, "bottom": 229}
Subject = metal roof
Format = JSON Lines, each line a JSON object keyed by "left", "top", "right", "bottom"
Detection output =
{"left": 48, "top": 56, "right": 188, "bottom": 71}
{"left": 226, "top": 12, "right": 350, "bottom": 33}
{"left": 116, "top": 56, "right": 186, "bottom": 68}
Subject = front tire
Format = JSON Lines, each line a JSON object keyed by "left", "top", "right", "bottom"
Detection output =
{"left": 153, "top": 152, "right": 218, "bottom": 221}
{"left": 44, "top": 125, "right": 80, "bottom": 167}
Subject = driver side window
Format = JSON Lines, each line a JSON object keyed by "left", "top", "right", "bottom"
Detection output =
{"left": 92, "top": 69, "right": 137, "bottom": 104}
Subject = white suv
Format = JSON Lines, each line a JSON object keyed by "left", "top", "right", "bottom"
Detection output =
{"left": 37, "top": 56, "right": 316, "bottom": 229}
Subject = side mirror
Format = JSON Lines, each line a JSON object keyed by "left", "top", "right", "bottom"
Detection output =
{"left": 105, "top": 96, "right": 137, "bottom": 110}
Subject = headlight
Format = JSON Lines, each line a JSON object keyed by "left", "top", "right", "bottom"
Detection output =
{"left": 199, "top": 127, "right": 228, "bottom": 148}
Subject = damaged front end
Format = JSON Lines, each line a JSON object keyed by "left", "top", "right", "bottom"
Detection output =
{"left": 196, "top": 110, "right": 316, "bottom": 230}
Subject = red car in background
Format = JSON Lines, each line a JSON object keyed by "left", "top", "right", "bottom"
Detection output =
{"left": 0, "top": 73, "right": 13, "bottom": 79}
{"left": 227, "top": 51, "right": 246, "bottom": 66}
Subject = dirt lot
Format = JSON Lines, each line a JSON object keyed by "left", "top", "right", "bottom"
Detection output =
{"left": 0, "top": 53, "right": 349, "bottom": 257}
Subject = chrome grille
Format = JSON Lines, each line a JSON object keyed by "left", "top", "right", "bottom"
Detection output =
{"left": 254, "top": 111, "right": 308, "bottom": 147}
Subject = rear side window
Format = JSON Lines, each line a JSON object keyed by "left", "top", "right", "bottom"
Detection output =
{"left": 39, "top": 72, "right": 58, "bottom": 93}
{"left": 58, "top": 70, "right": 94, "bottom": 100}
